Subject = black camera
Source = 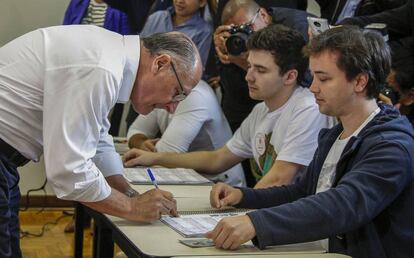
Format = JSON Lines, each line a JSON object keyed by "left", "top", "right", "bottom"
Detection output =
{"left": 381, "top": 85, "right": 400, "bottom": 104}
{"left": 225, "top": 24, "right": 253, "bottom": 56}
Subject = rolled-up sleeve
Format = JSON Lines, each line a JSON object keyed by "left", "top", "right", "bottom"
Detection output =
{"left": 93, "top": 130, "right": 124, "bottom": 177}
{"left": 43, "top": 66, "right": 120, "bottom": 202}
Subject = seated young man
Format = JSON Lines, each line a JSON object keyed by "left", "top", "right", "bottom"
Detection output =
{"left": 205, "top": 26, "right": 414, "bottom": 257}
{"left": 127, "top": 80, "right": 245, "bottom": 186}
{"left": 123, "top": 24, "right": 333, "bottom": 189}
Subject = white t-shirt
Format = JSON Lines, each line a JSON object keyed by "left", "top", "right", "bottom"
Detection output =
{"left": 127, "top": 80, "right": 245, "bottom": 186}
{"left": 316, "top": 107, "right": 381, "bottom": 193}
{"left": 227, "top": 87, "right": 335, "bottom": 181}
{"left": 316, "top": 107, "right": 380, "bottom": 251}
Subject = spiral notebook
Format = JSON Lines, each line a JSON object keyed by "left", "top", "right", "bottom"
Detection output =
{"left": 124, "top": 167, "right": 212, "bottom": 185}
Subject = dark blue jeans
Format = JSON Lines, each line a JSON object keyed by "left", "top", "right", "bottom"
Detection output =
{"left": 0, "top": 154, "right": 22, "bottom": 258}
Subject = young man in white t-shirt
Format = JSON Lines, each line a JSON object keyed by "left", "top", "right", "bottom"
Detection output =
{"left": 122, "top": 24, "right": 333, "bottom": 188}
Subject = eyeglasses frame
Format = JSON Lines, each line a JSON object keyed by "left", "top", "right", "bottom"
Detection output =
{"left": 170, "top": 61, "right": 187, "bottom": 102}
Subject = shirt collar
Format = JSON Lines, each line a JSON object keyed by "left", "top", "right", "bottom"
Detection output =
{"left": 118, "top": 35, "right": 140, "bottom": 103}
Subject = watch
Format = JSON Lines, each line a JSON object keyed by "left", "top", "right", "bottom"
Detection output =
{"left": 124, "top": 188, "right": 139, "bottom": 198}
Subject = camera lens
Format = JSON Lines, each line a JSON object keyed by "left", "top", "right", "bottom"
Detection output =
{"left": 225, "top": 25, "right": 252, "bottom": 56}
{"left": 226, "top": 34, "right": 248, "bottom": 56}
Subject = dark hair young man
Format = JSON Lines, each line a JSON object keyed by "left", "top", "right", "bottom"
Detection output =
{"left": 206, "top": 26, "right": 414, "bottom": 258}
{"left": 123, "top": 25, "right": 332, "bottom": 191}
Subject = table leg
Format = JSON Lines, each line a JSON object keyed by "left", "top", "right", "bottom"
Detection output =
{"left": 74, "top": 202, "right": 85, "bottom": 258}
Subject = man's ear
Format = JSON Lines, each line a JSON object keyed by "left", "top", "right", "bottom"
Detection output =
{"left": 283, "top": 69, "right": 298, "bottom": 86}
{"left": 354, "top": 73, "right": 369, "bottom": 94}
{"left": 151, "top": 54, "right": 172, "bottom": 74}
{"left": 260, "top": 8, "right": 272, "bottom": 25}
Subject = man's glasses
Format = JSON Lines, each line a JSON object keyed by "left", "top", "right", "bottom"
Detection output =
{"left": 246, "top": 9, "right": 260, "bottom": 27}
{"left": 170, "top": 62, "right": 187, "bottom": 102}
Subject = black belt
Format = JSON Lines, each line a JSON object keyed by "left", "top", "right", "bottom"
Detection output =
{"left": 0, "top": 138, "right": 30, "bottom": 167}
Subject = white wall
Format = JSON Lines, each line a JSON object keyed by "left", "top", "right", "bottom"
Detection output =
{"left": 0, "top": 0, "right": 70, "bottom": 46}
{"left": 19, "top": 159, "right": 55, "bottom": 195}
{"left": 1, "top": 0, "right": 70, "bottom": 195}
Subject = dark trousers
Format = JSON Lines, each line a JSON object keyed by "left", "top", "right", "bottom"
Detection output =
{"left": 0, "top": 154, "right": 22, "bottom": 258}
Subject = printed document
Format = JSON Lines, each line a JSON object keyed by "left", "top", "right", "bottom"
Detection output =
{"left": 161, "top": 213, "right": 243, "bottom": 238}
{"left": 124, "top": 167, "right": 211, "bottom": 185}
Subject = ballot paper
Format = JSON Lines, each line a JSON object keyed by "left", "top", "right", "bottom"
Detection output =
{"left": 161, "top": 213, "right": 243, "bottom": 238}
{"left": 124, "top": 167, "right": 212, "bottom": 185}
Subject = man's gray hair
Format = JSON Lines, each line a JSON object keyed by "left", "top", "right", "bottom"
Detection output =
{"left": 142, "top": 32, "right": 199, "bottom": 81}
{"left": 222, "top": 0, "right": 260, "bottom": 24}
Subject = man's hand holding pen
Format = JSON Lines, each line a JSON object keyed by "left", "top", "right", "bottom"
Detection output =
{"left": 127, "top": 188, "right": 178, "bottom": 222}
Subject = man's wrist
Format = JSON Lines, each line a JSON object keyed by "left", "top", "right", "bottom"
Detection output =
{"left": 124, "top": 188, "right": 139, "bottom": 198}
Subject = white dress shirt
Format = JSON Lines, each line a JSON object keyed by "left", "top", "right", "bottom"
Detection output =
{"left": 0, "top": 25, "right": 139, "bottom": 202}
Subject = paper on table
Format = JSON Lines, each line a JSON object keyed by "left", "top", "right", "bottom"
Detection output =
{"left": 124, "top": 167, "right": 212, "bottom": 185}
{"left": 161, "top": 213, "right": 243, "bottom": 238}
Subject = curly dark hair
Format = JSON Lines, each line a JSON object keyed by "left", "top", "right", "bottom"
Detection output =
{"left": 247, "top": 24, "right": 308, "bottom": 84}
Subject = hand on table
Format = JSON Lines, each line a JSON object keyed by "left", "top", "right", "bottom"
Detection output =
{"left": 206, "top": 215, "right": 256, "bottom": 250}
{"left": 122, "top": 148, "right": 158, "bottom": 167}
{"left": 210, "top": 182, "right": 243, "bottom": 209}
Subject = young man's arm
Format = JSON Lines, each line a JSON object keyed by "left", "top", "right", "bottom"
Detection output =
{"left": 254, "top": 160, "right": 304, "bottom": 189}
{"left": 123, "top": 146, "right": 244, "bottom": 175}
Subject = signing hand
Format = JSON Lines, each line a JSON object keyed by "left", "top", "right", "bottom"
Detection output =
{"left": 206, "top": 215, "right": 256, "bottom": 250}
{"left": 210, "top": 182, "right": 243, "bottom": 209}
{"left": 128, "top": 188, "right": 178, "bottom": 222}
{"left": 122, "top": 148, "right": 158, "bottom": 167}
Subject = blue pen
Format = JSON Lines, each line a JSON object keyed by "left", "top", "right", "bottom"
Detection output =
{"left": 146, "top": 168, "right": 159, "bottom": 189}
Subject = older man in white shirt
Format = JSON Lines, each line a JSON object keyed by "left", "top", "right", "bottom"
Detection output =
{"left": 0, "top": 25, "right": 201, "bottom": 258}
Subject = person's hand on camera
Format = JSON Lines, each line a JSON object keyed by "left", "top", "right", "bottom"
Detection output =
{"left": 210, "top": 182, "right": 243, "bottom": 208}
{"left": 214, "top": 25, "right": 232, "bottom": 64}
{"left": 128, "top": 188, "right": 178, "bottom": 221}
{"left": 206, "top": 215, "right": 256, "bottom": 250}
{"left": 378, "top": 93, "right": 393, "bottom": 105}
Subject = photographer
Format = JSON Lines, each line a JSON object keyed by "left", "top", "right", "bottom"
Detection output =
{"left": 212, "top": 0, "right": 312, "bottom": 186}
{"left": 215, "top": 1, "right": 310, "bottom": 72}
{"left": 388, "top": 37, "right": 414, "bottom": 125}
